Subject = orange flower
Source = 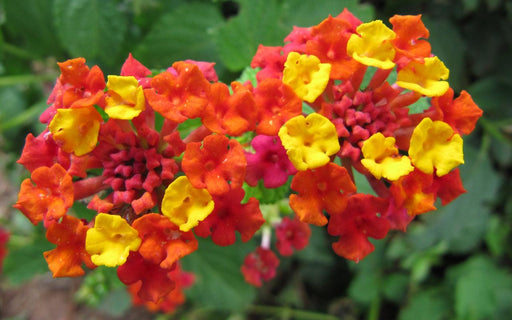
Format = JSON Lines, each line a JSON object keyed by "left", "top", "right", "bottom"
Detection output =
{"left": 202, "top": 81, "right": 257, "bottom": 136}
{"left": 43, "top": 215, "right": 95, "bottom": 277}
{"left": 182, "top": 134, "right": 247, "bottom": 195}
{"left": 306, "top": 16, "right": 362, "bottom": 79}
{"left": 389, "top": 169, "right": 436, "bottom": 216}
{"left": 252, "top": 79, "right": 302, "bottom": 136}
{"left": 390, "top": 15, "right": 431, "bottom": 66}
{"left": 145, "top": 62, "right": 210, "bottom": 123}
{"left": 132, "top": 213, "right": 198, "bottom": 269}
{"left": 289, "top": 162, "right": 356, "bottom": 226}
{"left": 14, "top": 164, "right": 74, "bottom": 227}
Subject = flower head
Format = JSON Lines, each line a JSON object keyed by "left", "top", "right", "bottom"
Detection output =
{"left": 282, "top": 52, "right": 331, "bottom": 103}
{"left": 279, "top": 113, "right": 340, "bottom": 171}
{"left": 85, "top": 213, "right": 141, "bottom": 267}
{"left": 241, "top": 247, "right": 280, "bottom": 287}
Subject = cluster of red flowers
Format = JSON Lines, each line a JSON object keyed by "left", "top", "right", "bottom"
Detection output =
{"left": 13, "top": 9, "right": 482, "bottom": 313}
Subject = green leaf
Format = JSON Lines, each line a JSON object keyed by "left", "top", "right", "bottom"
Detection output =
{"left": 53, "top": 0, "right": 127, "bottom": 66}
{"left": 399, "top": 288, "right": 451, "bottom": 320}
{"left": 216, "top": 0, "right": 288, "bottom": 71}
{"left": 180, "top": 238, "right": 256, "bottom": 311}
{"left": 485, "top": 214, "right": 510, "bottom": 256}
{"left": 280, "top": 0, "right": 375, "bottom": 28}
{"left": 468, "top": 77, "right": 512, "bottom": 119}
{"left": 3, "top": 0, "right": 61, "bottom": 57}
{"left": 448, "top": 255, "right": 512, "bottom": 320}
{"left": 3, "top": 224, "right": 53, "bottom": 285}
{"left": 134, "top": 3, "right": 224, "bottom": 69}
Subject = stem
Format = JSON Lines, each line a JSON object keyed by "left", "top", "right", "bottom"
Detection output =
{"left": 260, "top": 226, "right": 272, "bottom": 249}
{"left": 182, "top": 125, "right": 212, "bottom": 144}
{"left": 0, "top": 102, "right": 46, "bottom": 131}
{"left": 0, "top": 74, "right": 58, "bottom": 87}
{"left": 2, "top": 42, "right": 39, "bottom": 60}
{"left": 367, "top": 68, "right": 392, "bottom": 90}
{"left": 367, "top": 295, "right": 381, "bottom": 320}
{"left": 247, "top": 304, "right": 339, "bottom": 320}
{"left": 73, "top": 176, "right": 108, "bottom": 201}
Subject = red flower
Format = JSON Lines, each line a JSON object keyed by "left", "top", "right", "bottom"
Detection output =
{"left": 117, "top": 252, "right": 176, "bottom": 303}
{"left": 289, "top": 163, "right": 356, "bottom": 226}
{"left": 194, "top": 188, "right": 264, "bottom": 246}
{"left": 128, "top": 262, "right": 194, "bottom": 313}
{"left": 241, "top": 247, "right": 280, "bottom": 287}
{"left": 43, "top": 215, "right": 95, "bottom": 277}
{"left": 275, "top": 216, "right": 311, "bottom": 256}
{"left": 182, "top": 134, "right": 247, "bottom": 195}
{"left": 14, "top": 163, "right": 74, "bottom": 227}
{"left": 327, "top": 194, "right": 390, "bottom": 262}
{"left": 0, "top": 227, "right": 9, "bottom": 273}
{"left": 132, "top": 213, "right": 198, "bottom": 269}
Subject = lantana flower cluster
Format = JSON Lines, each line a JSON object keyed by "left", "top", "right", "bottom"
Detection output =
{"left": 14, "top": 9, "right": 482, "bottom": 313}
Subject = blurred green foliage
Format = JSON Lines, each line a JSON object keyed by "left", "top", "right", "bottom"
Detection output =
{"left": 0, "top": 0, "right": 511, "bottom": 319}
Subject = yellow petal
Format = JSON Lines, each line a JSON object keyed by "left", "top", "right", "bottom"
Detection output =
{"left": 361, "top": 133, "right": 413, "bottom": 180}
{"left": 105, "top": 75, "right": 145, "bottom": 120}
{"left": 409, "top": 117, "right": 464, "bottom": 176}
{"left": 49, "top": 107, "right": 102, "bottom": 156}
{"left": 161, "top": 176, "right": 214, "bottom": 232}
{"left": 283, "top": 52, "right": 331, "bottom": 103}
{"left": 278, "top": 113, "right": 340, "bottom": 171}
{"left": 396, "top": 56, "right": 449, "bottom": 97}
{"left": 347, "top": 20, "right": 396, "bottom": 69}
{"left": 85, "top": 213, "right": 141, "bottom": 267}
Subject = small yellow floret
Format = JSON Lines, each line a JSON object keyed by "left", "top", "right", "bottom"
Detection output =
{"left": 161, "top": 176, "right": 214, "bottom": 232}
{"left": 49, "top": 107, "right": 102, "bottom": 156}
{"left": 361, "top": 133, "right": 414, "bottom": 181}
{"left": 105, "top": 75, "right": 145, "bottom": 120}
{"left": 409, "top": 117, "right": 464, "bottom": 176}
{"left": 347, "top": 20, "right": 396, "bottom": 69}
{"left": 85, "top": 213, "right": 141, "bottom": 267}
{"left": 282, "top": 52, "right": 331, "bottom": 103}
{"left": 396, "top": 56, "right": 450, "bottom": 97}
{"left": 278, "top": 113, "right": 340, "bottom": 171}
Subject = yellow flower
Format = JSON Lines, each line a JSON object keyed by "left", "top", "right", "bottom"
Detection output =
{"left": 278, "top": 113, "right": 340, "bottom": 171}
{"left": 86, "top": 213, "right": 141, "bottom": 267}
{"left": 49, "top": 107, "right": 102, "bottom": 156}
{"left": 105, "top": 75, "right": 145, "bottom": 120}
{"left": 396, "top": 56, "right": 450, "bottom": 97}
{"left": 282, "top": 52, "right": 331, "bottom": 103}
{"left": 409, "top": 117, "right": 464, "bottom": 176}
{"left": 361, "top": 133, "right": 414, "bottom": 181}
{"left": 347, "top": 20, "right": 396, "bottom": 69}
{"left": 161, "top": 176, "right": 214, "bottom": 232}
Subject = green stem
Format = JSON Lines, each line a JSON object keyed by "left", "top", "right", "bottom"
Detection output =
{"left": 2, "top": 42, "right": 39, "bottom": 60}
{"left": 0, "top": 101, "right": 47, "bottom": 131}
{"left": 367, "top": 294, "right": 381, "bottom": 320}
{"left": 247, "top": 304, "right": 339, "bottom": 320}
{"left": 0, "top": 74, "right": 58, "bottom": 87}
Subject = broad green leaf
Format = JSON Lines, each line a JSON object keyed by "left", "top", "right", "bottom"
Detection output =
{"left": 381, "top": 273, "right": 408, "bottom": 303}
{"left": 53, "top": 0, "right": 127, "bottom": 66}
{"left": 468, "top": 77, "right": 512, "bottom": 119}
{"left": 447, "top": 255, "right": 512, "bottom": 320}
{"left": 216, "top": 0, "right": 288, "bottom": 71}
{"left": 280, "top": 0, "right": 375, "bottom": 28}
{"left": 462, "top": 0, "right": 480, "bottom": 14}
{"left": 134, "top": 3, "right": 224, "bottom": 70}
{"left": 3, "top": 0, "right": 61, "bottom": 57}
{"left": 180, "top": 238, "right": 256, "bottom": 311}
{"left": 399, "top": 288, "right": 451, "bottom": 320}
{"left": 485, "top": 214, "right": 510, "bottom": 256}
